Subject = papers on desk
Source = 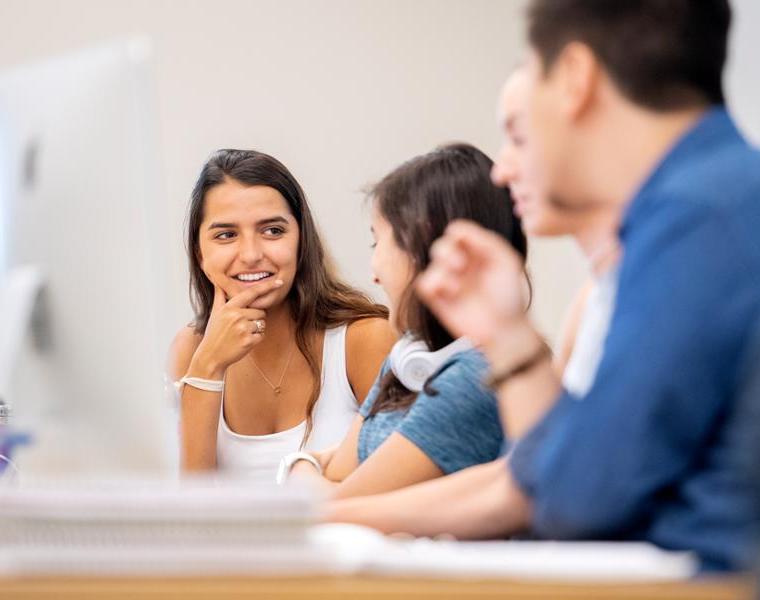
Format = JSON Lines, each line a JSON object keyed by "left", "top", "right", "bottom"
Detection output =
{"left": 309, "top": 524, "right": 699, "bottom": 582}
{"left": 0, "top": 482, "right": 697, "bottom": 581}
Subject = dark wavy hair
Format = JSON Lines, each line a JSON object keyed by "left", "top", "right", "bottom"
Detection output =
{"left": 186, "top": 149, "right": 388, "bottom": 442}
{"left": 368, "top": 143, "right": 528, "bottom": 415}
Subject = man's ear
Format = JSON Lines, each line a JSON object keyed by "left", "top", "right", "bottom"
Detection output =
{"left": 553, "top": 41, "right": 601, "bottom": 121}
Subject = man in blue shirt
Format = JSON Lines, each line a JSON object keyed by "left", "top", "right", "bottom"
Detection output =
{"left": 327, "top": 0, "right": 760, "bottom": 572}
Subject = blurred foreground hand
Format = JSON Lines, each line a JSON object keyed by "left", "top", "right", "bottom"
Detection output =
{"left": 416, "top": 220, "right": 528, "bottom": 345}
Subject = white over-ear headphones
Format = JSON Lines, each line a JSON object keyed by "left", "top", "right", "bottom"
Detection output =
{"left": 389, "top": 333, "right": 474, "bottom": 392}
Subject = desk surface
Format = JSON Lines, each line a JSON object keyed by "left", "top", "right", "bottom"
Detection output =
{"left": 0, "top": 575, "right": 751, "bottom": 600}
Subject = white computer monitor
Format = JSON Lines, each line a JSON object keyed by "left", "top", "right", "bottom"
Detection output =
{"left": 0, "top": 39, "right": 175, "bottom": 479}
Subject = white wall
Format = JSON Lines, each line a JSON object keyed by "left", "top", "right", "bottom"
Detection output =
{"left": 727, "top": 0, "right": 760, "bottom": 144}
{"left": 1, "top": 1, "right": 756, "bottom": 347}
{"left": 2, "top": 0, "right": 584, "bottom": 343}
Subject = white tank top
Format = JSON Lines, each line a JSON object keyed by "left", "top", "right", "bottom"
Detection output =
{"left": 562, "top": 266, "right": 619, "bottom": 397}
{"left": 216, "top": 325, "right": 358, "bottom": 483}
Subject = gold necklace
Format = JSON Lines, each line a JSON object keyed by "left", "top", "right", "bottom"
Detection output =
{"left": 249, "top": 343, "right": 296, "bottom": 395}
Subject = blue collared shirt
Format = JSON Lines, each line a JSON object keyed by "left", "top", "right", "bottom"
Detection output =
{"left": 510, "top": 108, "right": 760, "bottom": 572}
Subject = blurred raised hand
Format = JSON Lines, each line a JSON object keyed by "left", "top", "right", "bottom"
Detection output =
{"left": 416, "top": 220, "right": 527, "bottom": 345}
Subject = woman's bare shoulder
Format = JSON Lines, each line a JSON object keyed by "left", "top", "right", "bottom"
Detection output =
{"left": 346, "top": 317, "right": 396, "bottom": 354}
{"left": 345, "top": 318, "right": 396, "bottom": 404}
{"left": 167, "top": 325, "right": 203, "bottom": 380}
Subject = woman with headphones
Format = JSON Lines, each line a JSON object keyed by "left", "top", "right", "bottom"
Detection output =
{"left": 278, "top": 143, "right": 529, "bottom": 498}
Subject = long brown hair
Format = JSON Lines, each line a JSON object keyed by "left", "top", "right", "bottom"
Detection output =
{"left": 186, "top": 149, "right": 388, "bottom": 442}
{"left": 368, "top": 143, "right": 528, "bottom": 415}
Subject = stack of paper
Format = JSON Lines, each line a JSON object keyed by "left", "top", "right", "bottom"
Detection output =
{"left": 0, "top": 478, "right": 328, "bottom": 576}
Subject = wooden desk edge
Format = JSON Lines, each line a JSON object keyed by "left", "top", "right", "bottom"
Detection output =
{"left": 0, "top": 574, "right": 752, "bottom": 600}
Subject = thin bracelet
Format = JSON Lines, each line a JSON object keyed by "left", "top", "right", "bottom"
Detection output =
{"left": 179, "top": 376, "right": 225, "bottom": 393}
{"left": 485, "top": 342, "right": 552, "bottom": 390}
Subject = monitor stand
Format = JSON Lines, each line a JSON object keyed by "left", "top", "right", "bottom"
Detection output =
{"left": 0, "top": 265, "right": 46, "bottom": 416}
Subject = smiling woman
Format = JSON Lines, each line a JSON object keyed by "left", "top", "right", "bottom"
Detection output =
{"left": 167, "top": 149, "right": 395, "bottom": 480}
